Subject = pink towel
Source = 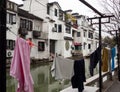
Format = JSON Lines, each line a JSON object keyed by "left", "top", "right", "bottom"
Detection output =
{"left": 10, "top": 37, "right": 34, "bottom": 92}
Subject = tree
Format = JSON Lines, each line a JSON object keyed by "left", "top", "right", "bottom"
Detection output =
{"left": 102, "top": 36, "right": 116, "bottom": 48}
{"left": 100, "top": 0, "right": 120, "bottom": 31}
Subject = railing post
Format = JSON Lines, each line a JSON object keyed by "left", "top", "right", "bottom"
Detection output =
{"left": 107, "top": 72, "right": 112, "bottom": 81}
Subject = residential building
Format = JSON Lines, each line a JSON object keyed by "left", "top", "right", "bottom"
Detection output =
{"left": 6, "top": 0, "right": 49, "bottom": 60}
{"left": 47, "top": 2, "right": 75, "bottom": 58}
{"left": 7, "top": 0, "right": 99, "bottom": 60}
{"left": 6, "top": 1, "right": 18, "bottom": 58}
{"left": 76, "top": 15, "right": 98, "bottom": 56}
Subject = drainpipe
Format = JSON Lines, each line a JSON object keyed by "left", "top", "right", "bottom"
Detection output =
{"left": 0, "top": 0, "right": 6, "bottom": 91}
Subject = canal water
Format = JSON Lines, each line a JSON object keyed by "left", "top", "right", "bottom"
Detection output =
{"left": 6, "top": 58, "right": 98, "bottom": 92}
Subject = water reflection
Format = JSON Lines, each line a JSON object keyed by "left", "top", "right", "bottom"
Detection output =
{"left": 6, "top": 59, "right": 98, "bottom": 92}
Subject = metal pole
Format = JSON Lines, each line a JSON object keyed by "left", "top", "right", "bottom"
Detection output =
{"left": 99, "top": 17, "right": 102, "bottom": 92}
{"left": 118, "top": 0, "right": 120, "bottom": 81}
{"left": 118, "top": 28, "right": 120, "bottom": 81}
{"left": 0, "top": 0, "right": 6, "bottom": 92}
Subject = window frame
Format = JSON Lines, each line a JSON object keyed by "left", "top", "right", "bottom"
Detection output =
{"left": 38, "top": 41, "right": 45, "bottom": 51}
{"left": 20, "top": 18, "right": 33, "bottom": 31}
{"left": 77, "top": 32, "right": 81, "bottom": 37}
{"left": 58, "top": 24, "right": 62, "bottom": 33}
{"left": 54, "top": 8, "right": 57, "bottom": 16}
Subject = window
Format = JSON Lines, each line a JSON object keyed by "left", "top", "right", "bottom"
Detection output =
{"left": 77, "top": 32, "right": 81, "bottom": 37}
{"left": 53, "top": 24, "right": 57, "bottom": 32}
{"left": 83, "top": 42, "right": 86, "bottom": 49}
{"left": 58, "top": 24, "right": 62, "bottom": 32}
{"left": 88, "top": 32, "right": 93, "bottom": 39}
{"left": 59, "top": 10, "right": 63, "bottom": 20}
{"left": 54, "top": 8, "right": 57, "bottom": 16}
{"left": 7, "top": 1, "right": 18, "bottom": 12}
{"left": 14, "top": 4, "right": 18, "bottom": 12}
{"left": 38, "top": 42, "right": 45, "bottom": 51}
{"left": 20, "top": 18, "right": 33, "bottom": 31}
{"left": 81, "top": 21, "right": 84, "bottom": 26}
{"left": 47, "top": 5, "right": 50, "bottom": 15}
{"left": 75, "top": 45, "right": 82, "bottom": 50}
{"left": 88, "top": 32, "right": 91, "bottom": 38}
{"left": 88, "top": 44, "right": 91, "bottom": 49}
{"left": 66, "top": 25, "right": 71, "bottom": 34}
{"left": 84, "top": 31, "right": 86, "bottom": 37}
{"left": 7, "top": 12, "right": 16, "bottom": 24}
{"left": 6, "top": 40, "right": 15, "bottom": 50}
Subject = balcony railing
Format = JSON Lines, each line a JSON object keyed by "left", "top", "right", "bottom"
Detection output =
{"left": 33, "top": 30, "right": 41, "bottom": 38}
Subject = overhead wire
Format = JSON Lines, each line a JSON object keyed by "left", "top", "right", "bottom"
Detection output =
{"left": 6, "top": 27, "right": 40, "bottom": 48}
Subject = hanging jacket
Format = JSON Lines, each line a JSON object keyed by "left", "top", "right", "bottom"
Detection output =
{"left": 71, "top": 59, "right": 86, "bottom": 92}
{"left": 10, "top": 37, "right": 34, "bottom": 92}
{"left": 89, "top": 47, "right": 100, "bottom": 76}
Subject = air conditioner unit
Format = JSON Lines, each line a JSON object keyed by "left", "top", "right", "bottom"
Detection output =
{"left": 6, "top": 50, "right": 13, "bottom": 58}
{"left": 33, "top": 30, "right": 41, "bottom": 38}
{"left": 52, "top": 27, "right": 57, "bottom": 32}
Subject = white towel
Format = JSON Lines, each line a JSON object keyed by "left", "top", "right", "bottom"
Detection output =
{"left": 51, "top": 56, "right": 74, "bottom": 80}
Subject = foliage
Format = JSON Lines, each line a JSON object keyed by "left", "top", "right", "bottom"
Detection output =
{"left": 102, "top": 36, "right": 116, "bottom": 48}
{"left": 101, "top": 0, "right": 120, "bottom": 30}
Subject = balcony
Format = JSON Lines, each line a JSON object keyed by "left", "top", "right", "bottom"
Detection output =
{"left": 33, "top": 30, "right": 41, "bottom": 38}
{"left": 72, "top": 24, "right": 78, "bottom": 29}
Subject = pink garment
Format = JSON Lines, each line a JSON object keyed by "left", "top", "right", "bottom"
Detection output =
{"left": 10, "top": 37, "right": 34, "bottom": 92}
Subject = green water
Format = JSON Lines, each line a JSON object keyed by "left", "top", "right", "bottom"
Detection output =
{"left": 6, "top": 59, "right": 98, "bottom": 92}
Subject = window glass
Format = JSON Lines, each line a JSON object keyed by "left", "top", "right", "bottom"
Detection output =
{"left": 58, "top": 24, "right": 62, "bottom": 32}
{"left": 38, "top": 42, "right": 45, "bottom": 51}
{"left": 55, "top": 8, "right": 57, "bottom": 16}
{"left": 77, "top": 32, "right": 80, "bottom": 37}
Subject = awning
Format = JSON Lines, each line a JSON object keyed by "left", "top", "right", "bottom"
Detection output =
{"left": 74, "top": 42, "right": 82, "bottom": 46}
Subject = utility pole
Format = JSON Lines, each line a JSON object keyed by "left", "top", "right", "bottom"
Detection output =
{"left": 0, "top": 0, "right": 6, "bottom": 92}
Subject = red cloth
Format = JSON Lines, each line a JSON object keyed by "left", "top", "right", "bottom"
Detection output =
{"left": 26, "top": 39, "right": 34, "bottom": 47}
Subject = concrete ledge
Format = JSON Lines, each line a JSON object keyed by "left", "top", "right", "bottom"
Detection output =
{"left": 60, "top": 86, "right": 99, "bottom": 92}
{"left": 84, "top": 72, "right": 109, "bottom": 86}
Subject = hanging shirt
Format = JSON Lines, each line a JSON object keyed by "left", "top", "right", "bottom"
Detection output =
{"left": 102, "top": 47, "right": 109, "bottom": 72}
{"left": 10, "top": 37, "right": 34, "bottom": 92}
{"left": 111, "top": 47, "right": 116, "bottom": 70}
{"left": 51, "top": 56, "right": 74, "bottom": 80}
{"left": 89, "top": 47, "right": 100, "bottom": 76}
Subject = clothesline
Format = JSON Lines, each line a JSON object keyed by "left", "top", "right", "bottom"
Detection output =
{"left": 7, "top": 27, "right": 40, "bottom": 48}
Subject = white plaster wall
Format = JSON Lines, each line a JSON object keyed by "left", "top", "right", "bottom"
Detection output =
{"left": 6, "top": 11, "right": 19, "bottom": 40}
{"left": 21, "top": 0, "right": 48, "bottom": 19}
{"left": 30, "top": 39, "right": 49, "bottom": 59}
{"left": 55, "top": 40, "right": 63, "bottom": 56}
{"left": 63, "top": 40, "right": 72, "bottom": 58}
{"left": 6, "top": 11, "right": 19, "bottom": 57}
{"left": 48, "top": 21, "right": 64, "bottom": 40}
